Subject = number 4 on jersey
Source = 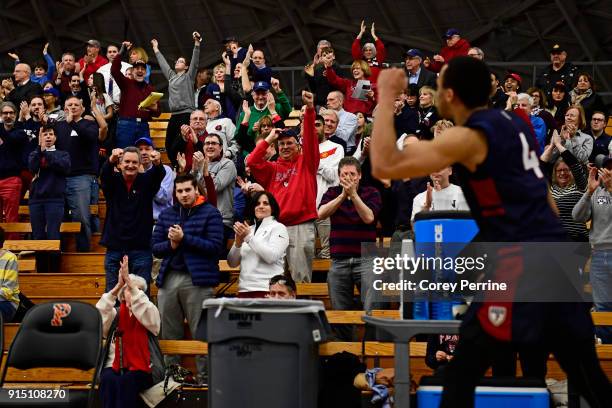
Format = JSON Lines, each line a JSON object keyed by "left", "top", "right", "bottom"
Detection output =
{"left": 519, "top": 132, "right": 544, "bottom": 179}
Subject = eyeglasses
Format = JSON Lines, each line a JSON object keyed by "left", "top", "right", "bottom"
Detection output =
{"left": 204, "top": 141, "right": 220, "bottom": 146}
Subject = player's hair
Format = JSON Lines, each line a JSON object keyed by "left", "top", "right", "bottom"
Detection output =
{"left": 442, "top": 57, "right": 491, "bottom": 109}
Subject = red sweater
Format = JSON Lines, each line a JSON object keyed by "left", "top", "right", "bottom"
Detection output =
{"left": 111, "top": 54, "right": 160, "bottom": 120}
{"left": 247, "top": 108, "right": 319, "bottom": 226}
{"left": 325, "top": 67, "right": 376, "bottom": 115}
{"left": 427, "top": 38, "right": 471, "bottom": 73}
{"left": 78, "top": 55, "right": 108, "bottom": 82}
{"left": 351, "top": 38, "right": 386, "bottom": 83}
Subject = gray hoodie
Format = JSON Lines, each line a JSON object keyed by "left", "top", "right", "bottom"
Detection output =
{"left": 572, "top": 185, "right": 612, "bottom": 249}
{"left": 155, "top": 44, "right": 200, "bottom": 114}
{"left": 195, "top": 158, "right": 236, "bottom": 228}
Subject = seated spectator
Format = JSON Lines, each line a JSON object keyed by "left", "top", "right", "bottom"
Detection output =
{"left": 516, "top": 93, "right": 547, "bottom": 154}
{"left": 415, "top": 86, "right": 439, "bottom": 140}
{"left": 547, "top": 81, "right": 571, "bottom": 127}
{"left": 352, "top": 21, "right": 386, "bottom": 83}
{"left": 100, "top": 146, "right": 165, "bottom": 291}
{"left": 404, "top": 49, "right": 436, "bottom": 89}
{"left": 393, "top": 84, "right": 419, "bottom": 137}
{"left": 267, "top": 274, "right": 297, "bottom": 299}
{"left": 5, "top": 63, "right": 43, "bottom": 115}
{"left": 589, "top": 112, "right": 612, "bottom": 163}
{"left": 228, "top": 191, "right": 289, "bottom": 298}
{"left": 325, "top": 91, "right": 358, "bottom": 153}
{"left": 572, "top": 160, "right": 612, "bottom": 343}
{"left": 424, "top": 28, "right": 470, "bottom": 73}
{"left": 112, "top": 42, "right": 160, "bottom": 148}
{"left": 0, "top": 102, "right": 27, "bottom": 236}
{"left": 318, "top": 157, "right": 382, "bottom": 341}
{"left": 426, "top": 334, "right": 459, "bottom": 375}
{"left": 152, "top": 34, "right": 200, "bottom": 169}
{"left": 503, "top": 72, "right": 522, "bottom": 96}
{"left": 547, "top": 105, "right": 593, "bottom": 165}
{"left": 28, "top": 125, "right": 71, "bottom": 243}
{"left": 527, "top": 86, "right": 556, "bottom": 144}
{"left": 153, "top": 173, "right": 224, "bottom": 382}
{"left": 432, "top": 119, "right": 454, "bottom": 138}
{"left": 323, "top": 58, "right": 376, "bottom": 115}
{"left": 247, "top": 91, "right": 319, "bottom": 283}
{"left": 204, "top": 99, "right": 238, "bottom": 160}
{"left": 304, "top": 44, "right": 348, "bottom": 108}
{"left": 570, "top": 73, "right": 605, "bottom": 125}
{"left": 127, "top": 46, "right": 151, "bottom": 83}
{"left": 135, "top": 137, "right": 174, "bottom": 221}
{"left": 411, "top": 167, "right": 469, "bottom": 222}
{"left": 540, "top": 140, "right": 588, "bottom": 241}
{"left": 78, "top": 39, "right": 109, "bottom": 83}
{"left": 489, "top": 71, "right": 508, "bottom": 110}
{"left": 8, "top": 42, "right": 55, "bottom": 86}
{"left": 0, "top": 226, "right": 20, "bottom": 322}
{"left": 97, "top": 255, "right": 161, "bottom": 408}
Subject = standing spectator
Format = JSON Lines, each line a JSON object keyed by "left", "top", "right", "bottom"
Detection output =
{"left": 194, "top": 68, "right": 216, "bottom": 110}
{"left": 304, "top": 45, "right": 348, "bottom": 108}
{"left": 62, "top": 73, "right": 91, "bottom": 113}
{"left": 516, "top": 93, "right": 547, "bottom": 154}
{"left": 54, "top": 52, "right": 80, "bottom": 95}
{"left": 321, "top": 110, "right": 348, "bottom": 153}
{"left": 467, "top": 47, "right": 484, "bottom": 60}
{"left": 404, "top": 49, "right": 436, "bottom": 89}
{"left": 589, "top": 112, "right": 612, "bottom": 163}
{"left": 78, "top": 39, "right": 109, "bottom": 83}
{"left": 152, "top": 33, "right": 201, "bottom": 169}
{"left": 0, "top": 226, "right": 20, "bottom": 322}
{"left": 352, "top": 21, "right": 386, "bottom": 83}
{"left": 112, "top": 41, "right": 160, "bottom": 148}
{"left": 316, "top": 114, "right": 344, "bottom": 259}
{"left": 88, "top": 73, "right": 114, "bottom": 123}
{"left": 318, "top": 157, "right": 382, "bottom": 340}
{"left": 152, "top": 173, "right": 224, "bottom": 381}
{"left": 28, "top": 125, "right": 71, "bottom": 243}
{"left": 324, "top": 58, "right": 376, "bottom": 115}
{"left": 415, "top": 86, "right": 439, "bottom": 140}
{"left": 7, "top": 43, "right": 55, "bottom": 86}
{"left": 176, "top": 110, "right": 207, "bottom": 171}
{"left": 572, "top": 160, "right": 612, "bottom": 343}
{"left": 0, "top": 102, "right": 27, "bottom": 235}
{"left": 247, "top": 46, "right": 273, "bottom": 84}
{"left": 424, "top": 28, "right": 470, "bottom": 73}
{"left": 55, "top": 96, "right": 99, "bottom": 252}
{"left": 325, "top": 91, "right": 358, "bottom": 153}
{"left": 547, "top": 81, "right": 572, "bottom": 127}
{"left": 97, "top": 44, "right": 132, "bottom": 108}
{"left": 135, "top": 137, "right": 174, "bottom": 220}
{"left": 5, "top": 63, "right": 43, "bottom": 115}
{"left": 128, "top": 46, "right": 152, "bottom": 83}
{"left": 228, "top": 191, "right": 289, "bottom": 297}
{"left": 535, "top": 44, "right": 578, "bottom": 97}
{"left": 569, "top": 73, "right": 606, "bottom": 125}
{"left": 489, "top": 71, "right": 509, "bottom": 110}
{"left": 223, "top": 36, "right": 248, "bottom": 73}
{"left": 547, "top": 105, "right": 593, "bottom": 165}
{"left": 100, "top": 146, "right": 165, "bottom": 291}
{"left": 204, "top": 99, "right": 238, "bottom": 160}
{"left": 247, "top": 91, "right": 319, "bottom": 283}
{"left": 394, "top": 84, "right": 420, "bottom": 138}
{"left": 42, "top": 88, "right": 65, "bottom": 121}
{"left": 202, "top": 133, "right": 237, "bottom": 250}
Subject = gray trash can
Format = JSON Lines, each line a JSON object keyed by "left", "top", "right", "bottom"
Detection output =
{"left": 197, "top": 298, "right": 331, "bottom": 408}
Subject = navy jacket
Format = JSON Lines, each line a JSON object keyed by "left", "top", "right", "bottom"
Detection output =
{"left": 28, "top": 148, "right": 71, "bottom": 201}
{"left": 0, "top": 125, "right": 27, "bottom": 179}
{"left": 100, "top": 160, "right": 165, "bottom": 251}
{"left": 55, "top": 119, "right": 99, "bottom": 176}
{"left": 153, "top": 199, "right": 224, "bottom": 288}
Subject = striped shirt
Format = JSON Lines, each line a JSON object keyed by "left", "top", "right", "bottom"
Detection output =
{"left": 550, "top": 151, "right": 588, "bottom": 241}
{"left": 321, "top": 185, "right": 382, "bottom": 258}
{"left": 0, "top": 250, "right": 20, "bottom": 307}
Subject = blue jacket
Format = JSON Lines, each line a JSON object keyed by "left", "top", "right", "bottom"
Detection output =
{"left": 152, "top": 198, "right": 224, "bottom": 288}
{"left": 28, "top": 147, "right": 71, "bottom": 201}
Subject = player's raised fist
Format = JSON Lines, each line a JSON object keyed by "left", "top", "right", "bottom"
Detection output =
{"left": 377, "top": 68, "right": 408, "bottom": 98}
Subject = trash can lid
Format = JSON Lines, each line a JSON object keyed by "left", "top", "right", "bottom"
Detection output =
{"left": 203, "top": 298, "right": 326, "bottom": 314}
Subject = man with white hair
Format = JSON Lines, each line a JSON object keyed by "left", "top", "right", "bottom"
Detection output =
{"left": 204, "top": 99, "right": 238, "bottom": 160}
{"left": 325, "top": 91, "right": 358, "bottom": 153}
{"left": 516, "top": 93, "right": 547, "bottom": 154}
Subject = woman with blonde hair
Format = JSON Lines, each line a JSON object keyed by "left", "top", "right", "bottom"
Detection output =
{"left": 128, "top": 46, "right": 151, "bottom": 83}
{"left": 416, "top": 86, "right": 439, "bottom": 140}
{"left": 544, "top": 104, "right": 593, "bottom": 165}
{"left": 323, "top": 58, "right": 376, "bottom": 115}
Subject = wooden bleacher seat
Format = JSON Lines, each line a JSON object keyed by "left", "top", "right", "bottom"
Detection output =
{"left": 605, "top": 116, "right": 612, "bottom": 136}
{"left": 153, "top": 113, "right": 171, "bottom": 120}
{"left": 2, "top": 240, "right": 60, "bottom": 251}
{"left": 150, "top": 121, "right": 168, "bottom": 130}
{"left": 17, "top": 259, "right": 36, "bottom": 272}
{"left": 18, "top": 204, "right": 105, "bottom": 218}
{"left": 0, "top": 222, "right": 81, "bottom": 233}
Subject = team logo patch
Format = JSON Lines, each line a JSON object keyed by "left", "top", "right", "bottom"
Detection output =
{"left": 487, "top": 305, "right": 506, "bottom": 327}
{"left": 51, "top": 303, "right": 72, "bottom": 327}
{"left": 215, "top": 125, "right": 222, "bottom": 131}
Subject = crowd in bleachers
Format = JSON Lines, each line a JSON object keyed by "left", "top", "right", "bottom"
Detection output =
{"left": 1, "top": 21, "right": 612, "bottom": 404}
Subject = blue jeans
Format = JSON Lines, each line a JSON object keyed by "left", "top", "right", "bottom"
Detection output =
{"left": 115, "top": 119, "right": 150, "bottom": 148}
{"left": 65, "top": 175, "right": 95, "bottom": 252}
{"left": 104, "top": 249, "right": 153, "bottom": 292}
{"left": 29, "top": 200, "right": 64, "bottom": 240}
{"left": 0, "top": 301, "right": 17, "bottom": 322}
{"left": 90, "top": 177, "right": 100, "bottom": 233}
{"left": 591, "top": 249, "right": 612, "bottom": 343}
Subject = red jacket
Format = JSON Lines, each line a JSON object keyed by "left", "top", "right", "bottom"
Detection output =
{"left": 111, "top": 54, "right": 160, "bottom": 119}
{"left": 78, "top": 55, "right": 108, "bottom": 82}
{"left": 325, "top": 67, "right": 376, "bottom": 115}
{"left": 351, "top": 38, "right": 386, "bottom": 83}
{"left": 427, "top": 38, "right": 471, "bottom": 73}
{"left": 247, "top": 108, "right": 319, "bottom": 226}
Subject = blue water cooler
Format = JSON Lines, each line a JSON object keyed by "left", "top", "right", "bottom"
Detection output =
{"left": 412, "top": 211, "right": 479, "bottom": 320}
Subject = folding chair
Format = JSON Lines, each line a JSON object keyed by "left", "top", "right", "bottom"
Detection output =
{"left": 0, "top": 301, "right": 103, "bottom": 407}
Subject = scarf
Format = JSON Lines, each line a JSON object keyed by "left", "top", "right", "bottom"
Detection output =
{"left": 570, "top": 87, "right": 592, "bottom": 105}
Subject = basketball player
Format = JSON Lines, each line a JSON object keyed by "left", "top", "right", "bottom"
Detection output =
{"left": 370, "top": 57, "right": 611, "bottom": 407}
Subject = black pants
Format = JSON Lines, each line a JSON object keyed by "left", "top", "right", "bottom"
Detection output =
{"left": 165, "top": 112, "right": 192, "bottom": 168}
{"left": 440, "top": 309, "right": 611, "bottom": 408}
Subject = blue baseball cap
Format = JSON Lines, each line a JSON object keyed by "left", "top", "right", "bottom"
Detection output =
{"left": 443, "top": 28, "right": 460, "bottom": 39}
{"left": 43, "top": 87, "right": 60, "bottom": 97}
{"left": 405, "top": 48, "right": 423, "bottom": 59}
{"left": 134, "top": 137, "right": 154, "bottom": 148}
{"left": 253, "top": 81, "right": 270, "bottom": 92}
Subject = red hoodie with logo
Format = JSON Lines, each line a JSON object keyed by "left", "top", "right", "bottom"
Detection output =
{"left": 427, "top": 38, "right": 471, "bottom": 73}
{"left": 247, "top": 108, "right": 319, "bottom": 226}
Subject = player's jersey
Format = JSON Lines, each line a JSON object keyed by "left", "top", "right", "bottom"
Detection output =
{"left": 454, "top": 109, "right": 567, "bottom": 242}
